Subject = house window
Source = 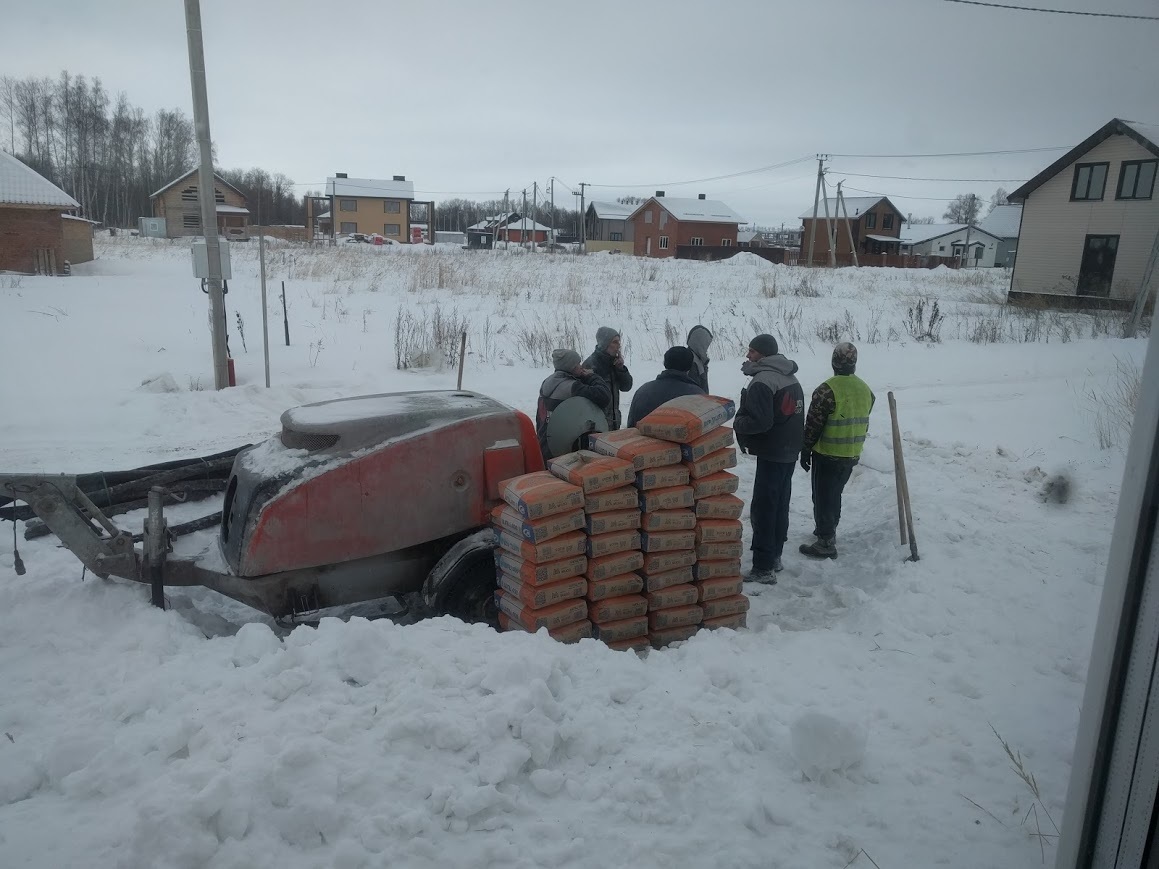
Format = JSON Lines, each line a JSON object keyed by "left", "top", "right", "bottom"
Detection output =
{"left": 974, "top": 246, "right": 983, "bottom": 261}
{"left": 385, "top": 200, "right": 401, "bottom": 213}
{"left": 1116, "top": 159, "right": 1157, "bottom": 200}
{"left": 659, "top": 236, "right": 669, "bottom": 250}
{"left": 660, "top": 212, "right": 668, "bottom": 228}
{"left": 864, "top": 213, "right": 877, "bottom": 229}
{"left": 180, "top": 186, "right": 225, "bottom": 203}
{"left": 182, "top": 213, "right": 200, "bottom": 228}
{"left": 938, "top": 245, "right": 945, "bottom": 252}
{"left": 385, "top": 223, "right": 401, "bottom": 236}
{"left": 340, "top": 221, "right": 357, "bottom": 233}
{"left": 610, "top": 232, "right": 622, "bottom": 241}
{"left": 1071, "top": 162, "right": 1109, "bottom": 201}
{"left": 340, "top": 199, "right": 357, "bottom": 212}
{"left": 645, "top": 211, "right": 653, "bottom": 224}
{"left": 721, "top": 238, "right": 733, "bottom": 247}
{"left": 690, "top": 237, "right": 704, "bottom": 246}
{"left": 882, "top": 214, "right": 894, "bottom": 230}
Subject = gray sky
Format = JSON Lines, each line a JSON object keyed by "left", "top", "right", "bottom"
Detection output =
{"left": 4, "top": 0, "right": 1158, "bottom": 225}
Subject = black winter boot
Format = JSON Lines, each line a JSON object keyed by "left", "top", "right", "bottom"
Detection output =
{"left": 799, "top": 537, "right": 837, "bottom": 559}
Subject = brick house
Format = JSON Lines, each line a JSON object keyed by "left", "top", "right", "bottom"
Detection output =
{"left": 150, "top": 168, "right": 250, "bottom": 239}
{"left": 799, "top": 196, "right": 904, "bottom": 264}
{"left": 322, "top": 174, "right": 414, "bottom": 242}
{"left": 498, "top": 217, "right": 552, "bottom": 244}
{"left": 628, "top": 193, "right": 743, "bottom": 258}
{"left": 0, "top": 150, "right": 81, "bottom": 275}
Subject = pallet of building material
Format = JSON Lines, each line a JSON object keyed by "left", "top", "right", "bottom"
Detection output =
{"left": 491, "top": 504, "right": 585, "bottom": 543}
{"left": 587, "top": 429, "right": 681, "bottom": 470}
{"left": 499, "top": 471, "right": 584, "bottom": 520}
{"left": 636, "top": 395, "right": 736, "bottom": 444}
{"left": 548, "top": 450, "right": 636, "bottom": 493}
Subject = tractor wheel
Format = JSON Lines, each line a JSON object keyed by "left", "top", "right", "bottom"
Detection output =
{"left": 423, "top": 531, "right": 499, "bottom": 627}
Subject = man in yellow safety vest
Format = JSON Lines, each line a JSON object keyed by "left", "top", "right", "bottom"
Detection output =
{"left": 799, "top": 342, "right": 875, "bottom": 559}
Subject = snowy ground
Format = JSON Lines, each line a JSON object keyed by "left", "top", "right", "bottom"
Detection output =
{"left": 0, "top": 237, "right": 1146, "bottom": 868}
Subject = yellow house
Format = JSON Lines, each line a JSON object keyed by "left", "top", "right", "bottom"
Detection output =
{"left": 324, "top": 174, "right": 414, "bottom": 241}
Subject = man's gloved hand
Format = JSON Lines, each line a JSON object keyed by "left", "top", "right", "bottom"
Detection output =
{"left": 800, "top": 451, "right": 811, "bottom": 472}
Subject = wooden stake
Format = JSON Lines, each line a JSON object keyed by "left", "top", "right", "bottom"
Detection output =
{"left": 888, "top": 391, "right": 907, "bottom": 546}
{"left": 889, "top": 391, "right": 919, "bottom": 561}
{"left": 456, "top": 331, "right": 467, "bottom": 390}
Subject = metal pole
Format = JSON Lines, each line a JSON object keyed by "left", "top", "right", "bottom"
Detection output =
{"left": 184, "top": 0, "right": 229, "bottom": 390}
{"left": 281, "top": 280, "right": 290, "bottom": 346}
{"left": 807, "top": 155, "right": 824, "bottom": 268}
{"left": 1126, "top": 229, "right": 1159, "bottom": 338}
{"left": 146, "top": 486, "right": 167, "bottom": 609}
{"left": 962, "top": 193, "right": 975, "bottom": 268}
{"left": 521, "top": 189, "right": 527, "bottom": 249}
{"left": 579, "top": 182, "right": 587, "bottom": 254}
{"left": 550, "top": 178, "right": 555, "bottom": 250}
{"left": 838, "top": 182, "right": 859, "bottom": 267}
{"left": 532, "top": 182, "right": 538, "bottom": 253}
{"left": 456, "top": 331, "right": 467, "bottom": 390}
{"left": 889, "top": 392, "right": 919, "bottom": 561}
{"left": 259, "top": 224, "right": 270, "bottom": 387}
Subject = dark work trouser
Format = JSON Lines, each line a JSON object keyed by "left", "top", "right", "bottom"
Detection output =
{"left": 810, "top": 454, "right": 855, "bottom": 539}
{"left": 750, "top": 459, "right": 795, "bottom": 569}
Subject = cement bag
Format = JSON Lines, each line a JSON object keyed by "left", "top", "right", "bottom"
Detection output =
{"left": 491, "top": 504, "right": 585, "bottom": 544}
{"left": 638, "top": 486, "right": 695, "bottom": 512}
{"left": 650, "top": 624, "right": 700, "bottom": 648}
{"left": 499, "top": 613, "right": 594, "bottom": 643}
{"left": 695, "top": 576, "right": 744, "bottom": 602}
{"left": 648, "top": 604, "right": 704, "bottom": 631}
{"left": 697, "top": 540, "right": 744, "bottom": 560}
{"left": 605, "top": 635, "right": 650, "bottom": 652}
{"left": 641, "top": 509, "right": 696, "bottom": 532}
{"left": 585, "top": 509, "right": 642, "bottom": 536}
{"left": 495, "top": 591, "right": 588, "bottom": 631}
{"left": 692, "top": 558, "right": 742, "bottom": 581}
{"left": 495, "top": 550, "right": 588, "bottom": 586}
{"left": 694, "top": 494, "right": 745, "bottom": 521}
{"left": 702, "top": 612, "right": 747, "bottom": 631}
{"left": 634, "top": 464, "right": 691, "bottom": 491}
{"left": 643, "top": 565, "right": 695, "bottom": 592}
{"left": 647, "top": 583, "right": 699, "bottom": 610}
{"left": 642, "top": 549, "right": 697, "bottom": 574}
{"left": 679, "top": 426, "right": 736, "bottom": 463}
{"left": 500, "top": 471, "right": 584, "bottom": 519}
{"left": 640, "top": 530, "right": 696, "bottom": 553}
{"left": 691, "top": 471, "right": 740, "bottom": 500}
{"left": 587, "top": 573, "right": 644, "bottom": 601}
{"left": 591, "top": 615, "right": 648, "bottom": 643}
{"left": 496, "top": 529, "right": 587, "bottom": 563}
{"left": 636, "top": 395, "right": 736, "bottom": 443}
{"left": 497, "top": 573, "right": 587, "bottom": 609}
{"left": 684, "top": 447, "right": 738, "bottom": 480}
{"left": 586, "top": 529, "right": 642, "bottom": 559}
{"left": 588, "top": 429, "right": 682, "bottom": 470}
{"left": 589, "top": 594, "right": 649, "bottom": 623}
{"left": 586, "top": 550, "right": 645, "bottom": 581}
{"left": 585, "top": 486, "right": 641, "bottom": 514}
{"left": 700, "top": 594, "right": 750, "bottom": 620}
{"left": 694, "top": 519, "right": 743, "bottom": 544}
{"left": 549, "top": 450, "right": 636, "bottom": 494}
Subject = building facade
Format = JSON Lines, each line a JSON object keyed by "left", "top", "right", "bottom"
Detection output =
{"left": 585, "top": 201, "right": 635, "bottom": 253}
{"left": 629, "top": 194, "right": 742, "bottom": 258}
{"left": 150, "top": 169, "right": 250, "bottom": 239}
{"left": 0, "top": 150, "right": 81, "bottom": 274}
{"left": 799, "top": 196, "right": 904, "bottom": 264}
{"left": 323, "top": 174, "right": 415, "bottom": 242}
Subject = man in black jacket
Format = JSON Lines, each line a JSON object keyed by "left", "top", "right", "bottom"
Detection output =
{"left": 733, "top": 334, "right": 804, "bottom": 581}
{"left": 626, "top": 346, "right": 706, "bottom": 428}
{"left": 536, "top": 349, "right": 612, "bottom": 461}
{"left": 583, "top": 326, "right": 633, "bottom": 430}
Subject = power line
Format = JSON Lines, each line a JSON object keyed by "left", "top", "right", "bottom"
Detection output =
{"left": 585, "top": 155, "right": 814, "bottom": 189}
{"left": 830, "top": 145, "right": 1070, "bottom": 159}
{"left": 943, "top": 0, "right": 1159, "bottom": 20}
{"left": 831, "top": 169, "right": 1028, "bottom": 183}
{"left": 842, "top": 184, "right": 959, "bottom": 202}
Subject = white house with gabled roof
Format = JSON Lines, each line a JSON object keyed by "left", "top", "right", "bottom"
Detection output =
{"left": 900, "top": 223, "right": 1002, "bottom": 268}
{"left": 0, "top": 150, "right": 81, "bottom": 274}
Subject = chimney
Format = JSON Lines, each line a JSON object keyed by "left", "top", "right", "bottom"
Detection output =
{"left": 393, "top": 175, "right": 406, "bottom": 182}
{"left": 335, "top": 172, "right": 347, "bottom": 179}
{"left": 698, "top": 193, "right": 706, "bottom": 200}
{"left": 655, "top": 190, "right": 665, "bottom": 198}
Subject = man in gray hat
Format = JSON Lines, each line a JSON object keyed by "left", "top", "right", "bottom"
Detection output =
{"left": 686, "top": 325, "right": 713, "bottom": 393}
{"left": 535, "top": 349, "right": 612, "bottom": 461}
{"left": 583, "top": 326, "right": 633, "bottom": 430}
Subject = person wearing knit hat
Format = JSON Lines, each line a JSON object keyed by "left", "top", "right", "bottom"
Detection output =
{"left": 582, "top": 326, "right": 633, "bottom": 430}
{"left": 625, "top": 345, "right": 706, "bottom": 428}
{"left": 535, "top": 349, "right": 611, "bottom": 461}
{"left": 798, "top": 342, "right": 875, "bottom": 560}
{"left": 733, "top": 333, "right": 804, "bottom": 581}
{"left": 686, "top": 325, "right": 713, "bottom": 392}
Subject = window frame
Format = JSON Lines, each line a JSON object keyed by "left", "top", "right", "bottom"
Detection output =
{"left": 658, "top": 236, "right": 669, "bottom": 250}
{"left": 1116, "top": 159, "right": 1157, "bottom": 201}
{"left": 384, "top": 200, "right": 401, "bottom": 213}
{"left": 339, "top": 199, "right": 357, "bottom": 212}
{"left": 721, "top": 238, "right": 733, "bottom": 247}
{"left": 384, "top": 223, "right": 401, "bottom": 236}
{"left": 690, "top": 237, "right": 704, "bottom": 246}
{"left": 645, "top": 211, "right": 653, "bottom": 224}
{"left": 1071, "top": 161, "right": 1109, "bottom": 202}
{"left": 610, "top": 231, "right": 623, "bottom": 242}
{"left": 340, "top": 221, "right": 357, "bottom": 234}
{"left": 882, "top": 213, "right": 894, "bottom": 230}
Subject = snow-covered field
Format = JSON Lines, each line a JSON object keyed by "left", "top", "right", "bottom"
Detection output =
{"left": 0, "top": 237, "right": 1146, "bottom": 868}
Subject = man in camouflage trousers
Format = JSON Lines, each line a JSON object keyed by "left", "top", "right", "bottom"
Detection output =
{"left": 799, "top": 342, "right": 875, "bottom": 559}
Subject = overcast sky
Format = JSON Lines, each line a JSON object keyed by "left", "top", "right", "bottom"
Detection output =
{"left": 5, "top": 0, "right": 1158, "bottom": 225}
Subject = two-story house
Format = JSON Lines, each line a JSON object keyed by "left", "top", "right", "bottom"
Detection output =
{"left": 799, "top": 196, "right": 905, "bottom": 264}
{"left": 1008, "top": 118, "right": 1158, "bottom": 302}
{"left": 325, "top": 174, "right": 415, "bottom": 242}
{"left": 150, "top": 169, "right": 250, "bottom": 240}
{"left": 585, "top": 201, "right": 635, "bottom": 253}
{"left": 628, "top": 193, "right": 743, "bottom": 258}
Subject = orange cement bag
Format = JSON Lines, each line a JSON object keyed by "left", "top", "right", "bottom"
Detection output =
{"left": 495, "top": 529, "right": 588, "bottom": 563}
{"left": 634, "top": 464, "right": 691, "bottom": 491}
{"left": 647, "top": 583, "right": 699, "bottom": 610}
{"left": 650, "top": 624, "right": 700, "bottom": 648}
{"left": 642, "top": 549, "right": 697, "bottom": 574}
{"left": 585, "top": 486, "right": 641, "bottom": 514}
{"left": 648, "top": 603, "right": 704, "bottom": 631}
{"left": 588, "top": 429, "right": 682, "bottom": 470}
{"left": 589, "top": 594, "right": 649, "bottom": 623}
{"left": 495, "top": 550, "right": 587, "bottom": 586}
{"left": 685, "top": 447, "right": 738, "bottom": 480}
{"left": 499, "top": 613, "right": 594, "bottom": 642}
{"left": 696, "top": 576, "right": 745, "bottom": 602}
{"left": 693, "top": 558, "right": 743, "bottom": 581}
{"left": 585, "top": 509, "right": 642, "bottom": 536}
{"left": 587, "top": 573, "right": 644, "bottom": 600}
{"left": 586, "top": 550, "right": 645, "bottom": 581}
{"left": 691, "top": 471, "right": 740, "bottom": 500}
{"left": 640, "top": 509, "right": 696, "bottom": 532}
{"left": 500, "top": 471, "right": 584, "bottom": 519}
{"left": 640, "top": 530, "right": 697, "bottom": 553}
{"left": 636, "top": 395, "right": 736, "bottom": 443}
{"left": 680, "top": 426, "right": 736, "bottom": 463}
{"left": 586, "top": 529, "right": 642, "bottom": 559}
{"left": 591, "top": 615, "right": 648, "bottom": 643}
{"left": 605, "top": 635, "right": 651, "bottom": 652}
{"left": 548, "top": 450, "right": 636, "bottom": 494}
{"left": 697, "top": 540, "right": 744, "bottom": 560}
{"left": 491, "top": 504, "right": 585, "bottom": 544}
{"left": 702, "top": 612, "right": 748, "bottom": 631}
{"left": 495, "top": 591, "right": 588, "bottom": 631}
{"left": 638, "top": 486, "right": 695, "bottom": 512}
{"left": 694, "top": 519, "right": 743, "bottom": 544}
{"left": 694, "top": 494, "right": 745, "bottom": 521}
{"left": 643, "top": 565, "right": 695, "bottom": 592}
{"left": 700, "top": 594, "right": 750, "bottom": 620}
{"left": 497, "top": 573, "right": 587, "bottom": 609}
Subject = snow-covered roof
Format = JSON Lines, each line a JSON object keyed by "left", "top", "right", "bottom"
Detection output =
{"left": 589, "top": 201, "right": 634, "bottom": 220}
{"left": 901, "top": 223, "right": 1001, "bottom": 245}
{"left": 504, "top": 218, "right": 553, "bottom": 232}
{"left": 978, "top": 204, "right": 1022, "bottom": 239}
{"left": 216, "top": 204, "right": 250, "bottom": 214}
{"left": 467, "top": 212, "right": 518, "bottom": 231}
{"left": 316, "top": 210, "right": 331, "bottom": 220}
{"left": 0, "top": 151, "right": 79, "bottom": 208}
{"left": 865, "top": 234, "right": 902, "bottom": 244}
{"left": 326, "top": 176, "right": 415, "bottom": 200}
{"left": 738, "top": 230, "right": 757, "bottom": 243}
{"left": 61, "top": 214, "right": 99, "bottom": 224}
{"left": 149, "top": 169, "right": 246, "bottom": 201}
{"left": 798, "top": 197, "right": 884, "bottom": 220}
{"left": 631, "top": 197, "right": 743, "bottom": 224}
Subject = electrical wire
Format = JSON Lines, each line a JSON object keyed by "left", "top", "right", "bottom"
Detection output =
{"left": 830, "top": 145, "right": 1070, "bottom": 158}
{"left": 842, "top": 184, "right": 963, "bottom": 202}
{"left": 584, "top": 155, "right": 814, "bottom": 189}
{"left": 943, "top": 0, "right": 1159, "bottom": 20}
{"left": 831, "top": 170, "right": 1028, "bottom": 183}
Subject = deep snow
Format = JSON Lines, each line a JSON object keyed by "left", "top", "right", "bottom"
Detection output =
{"left": 0, "top": 237, "right": 1145, "bottom": 868}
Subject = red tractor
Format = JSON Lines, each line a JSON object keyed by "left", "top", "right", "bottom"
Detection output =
{"left": 1, "top": 391, "right": 543, "bottom": 625}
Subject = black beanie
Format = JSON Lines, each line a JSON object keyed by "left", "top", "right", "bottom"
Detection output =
{"left": 663, "top": 346, "right": 695, "bottom": 372}
{"left": 748, "top": 334, "right": 779, "bottom": 357}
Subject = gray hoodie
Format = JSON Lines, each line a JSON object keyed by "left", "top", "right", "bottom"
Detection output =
{"left": 687, "top": 325, "right": 713, "bottom": 393}
{"left": 734, "top": 354, "right": 805, "bottom": 462}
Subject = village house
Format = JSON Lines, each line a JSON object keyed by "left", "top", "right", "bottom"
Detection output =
{"left": 798, "top": 196, "right": 905, "bottom": 264}
{"left": 900, "top": 223, "right": 1002, "bottom": 268}
{"left": 628, "top": 193, "right": 743, "bottom": 258}
{"left": 585, "top": 201, "right": 635, "bottom": 253}
{"left": 150, "top": 168, "right": 250, "bottom": 240}
{"left": 321, "top": 174, "right": 414, "bottom": 242}
{"left": 0, "top": 150, "right": 85, "bottom": 275}
{"left": 977, "top": 204, "right": 1022, "bottom": 268}
{"left": 497, "top": 217, "right": 552, "bottom": 245}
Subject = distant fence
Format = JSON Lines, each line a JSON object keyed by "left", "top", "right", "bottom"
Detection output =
{"left": 798, "top": 251, "right": 962, "bottom": 269}
{"left": 676, "top": 245, "right": 959, "bottom": 269}
{"left": 676, "top": 246, "right": 797, "bottom": 264}
{"left": 1007, "top": 291, "right": 1143, "bottom": 312}
{"left": 253, "top": 225, "right": 308, "bottom": 242}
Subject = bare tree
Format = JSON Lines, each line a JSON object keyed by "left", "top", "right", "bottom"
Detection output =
{"left": 944, "top": 193, "right": 982, "bottom": 225}
{"left": 988, "top": 187, "right": 1009, "bottom": 214}
{"left": 616, "top": 195, "right": 645, "bottom": 206}
{"left": 908, "top": 216, "right": 936, "bottom": 225}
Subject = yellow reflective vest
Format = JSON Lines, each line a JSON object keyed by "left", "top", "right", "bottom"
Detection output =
{"left": 814, "top": 374, "right": 873, "bottom": 459}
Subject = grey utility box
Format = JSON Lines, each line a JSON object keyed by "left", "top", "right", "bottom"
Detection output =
{"left": 191, "top": 239, "right": 232, "bottom": 280}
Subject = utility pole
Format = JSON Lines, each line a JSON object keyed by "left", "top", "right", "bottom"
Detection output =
{"left": 962, "top": 193, "right": 976, "bottom": 268}
{"left": 532, "top": 182, "right": 538, "bottom": 253}
{"left": 578, "top": 182, "right": 588, "bottom": 254}
{"left": 574, "top": 192, "right": 581, "bottom": 241}
{"left": 806, "top": 154, "right": 827, "bottom": 268}
{"left": 1126, "top": 228, "right": 1159, "bottom": 338}
{"left": 819, "top": 167, "right": 836, "bottom": 268}
{"left": 502, "top": 189, "right": 509, "bottom": 250}
{"left": 184, "top": 0, "right": 229, "bottom": 390}
{"left": 836, "top": 181, "right": 858, "bottom": 267}
{"left": 550, "top": 178, "right": 555, "bottom": 251}
{"left": 257, "top": 186, "right": 270, "bottom": 387}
